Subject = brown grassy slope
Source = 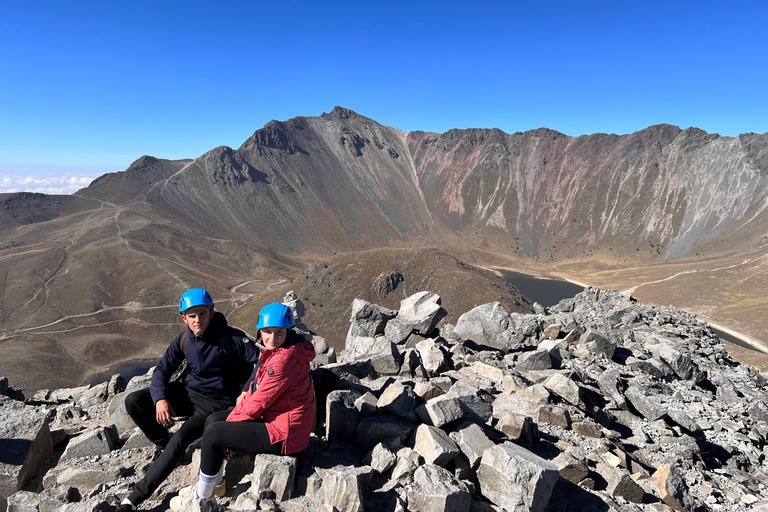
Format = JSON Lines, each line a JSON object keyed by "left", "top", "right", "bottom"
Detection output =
{"left": 229, "top": 247, "right": 533, "bottom": 351}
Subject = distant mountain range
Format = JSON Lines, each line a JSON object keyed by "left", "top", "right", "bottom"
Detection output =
{"left": 2, "top": 106, "right": 768, "bottom": 391}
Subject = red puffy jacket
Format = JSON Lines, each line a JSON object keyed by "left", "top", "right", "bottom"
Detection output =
{"left": 226, "top": 336, "right": 316, "bottom": 454}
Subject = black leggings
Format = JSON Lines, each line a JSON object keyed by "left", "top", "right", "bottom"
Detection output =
{"left": 200, "top": 408, "right": 282, "bottom": 475}
{"left": 125, "top": 385, "right": 230, "bottom": 504}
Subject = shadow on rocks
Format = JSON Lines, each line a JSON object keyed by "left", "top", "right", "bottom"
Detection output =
{"left": 544, "top": 478, "right": 610, "bottom": 512}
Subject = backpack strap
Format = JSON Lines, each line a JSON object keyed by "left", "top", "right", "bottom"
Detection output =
{"left": 180, "top": 330, "right": 190, "bottom": 355}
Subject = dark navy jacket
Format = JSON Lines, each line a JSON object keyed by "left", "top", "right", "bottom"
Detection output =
{"left": 149, "top": 312, "right": 259, "bottom": 405}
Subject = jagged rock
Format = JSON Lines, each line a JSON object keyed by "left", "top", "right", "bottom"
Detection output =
{"left": 377, "top": 382, "right": 419, "bottom": 422}
{"left": 415, "top": 339, "right": 450, "bottom": 376}
{"left": 353, "top": 392, "right": 378, "bottom": 417}
{"left": 515, "top": 383, "right": 550, "bottom": 403}
{"left": 108, "top": 373, "right": 152, "bottom": 436}
{"left": 413, "top": 425, "right": 460, "bottom": 466}
{"left": 251, "top": 454, "right": 297, "bottom": 501}
{"left": 364, "top": 442, "right": 397, "bottom": 474}
{"left": 391, "top": 447, "right": 422, "bottom": 485}
{"left": 494, "top": 411, "right": 538, "bottom": 447}
{"left": 42, "top": 463, "right": 122, "bottom": 494}
{"left": 49, "top": 386, "right": 90, "bottom": 402}
{"left": 665, "top": 408, "right": 703, "bottom": 438}
{"left": 0, "top": 377, "right": 8, "bottom": 396}
{"left": 416, "top": 396, "right": 463, "bottom": 427}
{"left": 551, "top": 452, "right": 589, "bottom": 484}
{"left": 326, "top": 390, "right": 361, "bottom": 442}
{"left": 648, "top": 343, "right": 694, "bottom": 380}
{"left": 536, "top": 404, "right": 571, "bottom": 429}
{"left": 106, "top": 374, "right": 126, "bottom": 398}
{"left": 577, "top": 328, "right": 616, "bottom": 359}
{"left": 120, "top": 428, "right": 153, "bottom": 451}
{"left": 651, "top": 465, "right": 696, "bottom": 512}
{"left": 467, "top": 362, "right": 504, "bottom": 383}
{"left": 343, "top": 336, "right": 402, "bottom": 375}
{"left": 413, "top": 381, "right": 444, "bottom": 401}
{"left": 449, "top": 422, "right": 495, "bottom": 468}
{"left": 406, "top": 464, "right": 471, "bottom": 512}
{"left": 6, "top": 490, "right": 38, "bottom": 512}
{"left": 477, "top": 442, "right": 559, "bottom": 512}
{"left": 77, "top": 382, "right": 109, "bottom": 409}
{"left": 0, "top": 396, "right": 53, "bottom": 504}
{"left": 597, "top": 462, "right": 645, "bottom": 503}
{"left": 571, "top": 420, "right": 602, "bottom": 438}
{"left": 625, "top": 386, "right": 667, "bottom": 421}
{"left": 395, "top": 291, "right": 444, "bottom": 336}
{"left": 283, "top": 290, "right": 306, "bottom": 323}
{"left": 454, "top": 302, "right": 520, "bottom": 352}
{"left": 384, "top": 319, "right": 415, "bottom": 345}
{"left": 541, "top": 373, "right": 585, "bottom": 409}
{"left": 597, "top": 368, "right": 627, "bottom": 409}
{"left": 445, "top": 382, "right": 492, "bottom": 423}
{"left": 316, "top": 465, "right": 364, "bottom": 512}
{"left": 60, "top": 426, "right": 118, "bottom": 461}
{"left": 346, "top": 299, "right": 398, "bottom": 349}
{"left": 515, "top": 350, "right": 553, "bottom": 372}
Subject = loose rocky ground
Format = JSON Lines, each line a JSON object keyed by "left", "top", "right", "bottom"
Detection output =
{"left": 3, "top": 287, "right": 768, "bottom": 512}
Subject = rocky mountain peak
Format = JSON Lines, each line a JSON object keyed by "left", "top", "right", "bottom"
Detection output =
{"left": 324, "top": 106, "right": 360, "bottom": 120}
{"left": 3, "top": 287, "right": 768, "bottom": 511}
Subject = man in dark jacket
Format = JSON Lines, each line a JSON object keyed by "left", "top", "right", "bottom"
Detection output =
{"left": 119, "top": 288, "right": 258, "bottom": 511}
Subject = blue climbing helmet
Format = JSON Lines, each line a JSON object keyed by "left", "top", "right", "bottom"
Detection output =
{"left": 256, "top": 303, "right": 295, "bottom": 329}
{"left": 179, "top": 288, "right": 214, "bottom": 313}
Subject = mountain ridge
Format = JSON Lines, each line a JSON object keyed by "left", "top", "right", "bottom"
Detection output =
{"left": 3, "top": 107, "right": 768, "bottom": 392}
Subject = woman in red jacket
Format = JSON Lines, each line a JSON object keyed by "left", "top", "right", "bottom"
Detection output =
{"left": 171, "top": 303, "right": 315, "bottom": 510}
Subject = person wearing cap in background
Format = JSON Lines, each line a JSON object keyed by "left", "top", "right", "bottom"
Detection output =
{"left": 170, "top": 302, "right": 316, "bottom": 510}
{"left": 120, "top": 288, "right": 259, "bottom": 511}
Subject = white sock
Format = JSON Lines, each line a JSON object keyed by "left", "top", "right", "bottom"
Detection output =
{"left": 215, "top": 462, "right": 225, "bottom": 485}
{"left": 197, "top": 470, "right": 217, "bottom": 500}
{"left": 120, "top": 498, "right": 136, "bottom": 510}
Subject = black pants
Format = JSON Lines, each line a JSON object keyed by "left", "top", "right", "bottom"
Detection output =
{"left": 125, "top": 384, "right": 230, "bottom": 505}
{"left": 199, "top": 408, "right": 282, "bottom": 476}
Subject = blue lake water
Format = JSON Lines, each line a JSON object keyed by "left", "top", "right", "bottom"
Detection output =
{"left": 91, "top": 360, "right": 155, "bottom": 386}
{"left": 499, "top": 269, "right": 763, "bottom": 353}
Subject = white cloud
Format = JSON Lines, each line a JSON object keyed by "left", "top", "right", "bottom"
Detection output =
{"left": 0, "top": 176, "right": 95, "bottom": 195}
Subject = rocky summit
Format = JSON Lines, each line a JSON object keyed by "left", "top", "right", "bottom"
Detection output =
{"left": 2, "top": 287, "right": 768, "bottom": 512}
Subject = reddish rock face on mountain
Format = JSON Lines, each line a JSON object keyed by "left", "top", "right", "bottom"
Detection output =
{"left": 2, "top": 106, "right": 768, "bottom": 391}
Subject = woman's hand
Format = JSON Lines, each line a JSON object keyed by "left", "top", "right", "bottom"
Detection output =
{"left": 236, "top": 392, "right": 246, "bottom": 406}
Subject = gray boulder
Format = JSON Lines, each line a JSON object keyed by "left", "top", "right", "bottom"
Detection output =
{"left": 477, "top": 442, "right": 559, "bottom": 512}
{"left": 406, "top": 464, "right": 471, "bottom": 512}
{"left": 346, "top": 299, "right": 398, "bottom": 349}
{"left": 449, "top": 422, "right": 496, "bottom": 468}
{"left": 60, "top": 426, "right": 118, "bottom": 461}
{"left": 326, "top": 390, "right": 361, "bottom": 442}
{"left": 0, "top": 396, "right": 53, "bottom": 504}
{"left": 377, "top": 382, "right": 419, "bottom": 422}
{"left": 251, "top": 454, "right": 297, "bottom": 501}
{"left": 412, "top": 424, "right": 460, "bottom": 466}
{"left": 454, "top": 302, "right": 519, "bottom": 352}
{"left": 395, "top": 292, "right": 444, "bottom": 336}
{"left": 416, "top": 396, "right": 463, "bottom": 427}
{"left": 315, "top": 464, "right": 364, "bottom": 512}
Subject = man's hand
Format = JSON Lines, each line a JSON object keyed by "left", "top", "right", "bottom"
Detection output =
{"left": 236, "top": 392, "right": 246, "bottom": 407}
{"left": 156, "top": 399, "right": 175, "bottom": 427}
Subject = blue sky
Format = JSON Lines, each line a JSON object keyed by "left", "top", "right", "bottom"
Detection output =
{"left": 1, "top": 0, "right": 767, "bottom": 193}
